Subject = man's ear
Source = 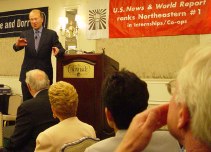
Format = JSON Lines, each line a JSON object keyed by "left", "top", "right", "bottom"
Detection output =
{"left": 177, "top": 104, "right": 190, "bottom": 129}
{"left": 105, "top": 107, "right": 115, "bottom": 128}
{"left": 26, "top": 83, "right": 31, "bottom": 91}
{"left": 105, "top": 107, "right": 113, "bottom": 122}
{"left": 26, "top": 83, "right": 33, "bottom": 94}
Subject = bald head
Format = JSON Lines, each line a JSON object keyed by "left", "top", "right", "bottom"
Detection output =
{"left": 25, "top": 69, "right": 50, "bottom": 92}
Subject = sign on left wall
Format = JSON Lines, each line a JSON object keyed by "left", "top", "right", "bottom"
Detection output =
{"left": 0, "top": 7, "right": 48, "bottom": 38}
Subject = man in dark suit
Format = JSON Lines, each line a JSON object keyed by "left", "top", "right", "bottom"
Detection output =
{"left": 4, "top": 69, "right": 59, "bottom": 152}
{"left": 13, "top": 9, "right": 65, "bottom": 101}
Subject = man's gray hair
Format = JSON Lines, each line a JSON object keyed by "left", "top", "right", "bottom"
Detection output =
{"left": 25, "top": 69, "right": 50, "bottom": 92}
{"left": 176, "top": 45, "right": 211, "bottom": 146}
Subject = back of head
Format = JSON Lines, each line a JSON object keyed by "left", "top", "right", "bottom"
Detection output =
{"left": 48, "top": 81, "right": 78, "bottom": 119}
{"left": 102, "top": 69, "right": 149, "bottom": 129}
{"left": 176, "top": 45, "right": 211, "bottom": 147}
{"left": 25, "top": 69, "right": 50, "bottom": 92}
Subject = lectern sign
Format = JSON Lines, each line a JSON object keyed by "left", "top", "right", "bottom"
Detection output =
{"left": 63, "top": 61, "right": 95, "bottom": 78}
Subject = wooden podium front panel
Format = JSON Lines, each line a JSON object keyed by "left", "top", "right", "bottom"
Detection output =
{"left": 57, "top": 53, "right": 119, "bottom": 139}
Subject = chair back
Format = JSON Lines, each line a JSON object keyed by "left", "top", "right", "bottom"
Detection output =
{"left": 7, "top": 94, "right": 22, "bottom": 115}
{"left": 60, "top": 137, "right": 100, "bottom": 152}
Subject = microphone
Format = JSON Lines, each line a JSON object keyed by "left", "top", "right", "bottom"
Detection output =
{"left": 35, "top": 36, "right": 37, "bottom": 39}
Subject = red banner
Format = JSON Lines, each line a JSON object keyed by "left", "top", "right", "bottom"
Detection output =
{"left": 109, "top": 0, "right": 211, "bottom": 38}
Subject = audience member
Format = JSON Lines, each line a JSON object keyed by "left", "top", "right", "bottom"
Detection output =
{"left": 35, "top": 81, "right": 96, "bottom": 152}
{"left": 85, "top": 69, "right": 180, "bottom": 152}
{"left": 115, "top": 46, "right": 211, "bottom": 152}
{"left": 4, "top": 69, "right": 58, "bottom": 152}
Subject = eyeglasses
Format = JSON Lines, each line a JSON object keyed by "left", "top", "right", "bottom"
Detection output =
{"left": 166, "top": 80, "right": 176, "bottom": 95}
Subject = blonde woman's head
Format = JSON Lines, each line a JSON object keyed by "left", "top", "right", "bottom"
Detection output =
{"left": 49, "top": 81, "right": 78, "bottom": 120}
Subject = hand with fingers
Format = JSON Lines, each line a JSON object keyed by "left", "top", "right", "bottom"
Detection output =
{"left": 16, "top": 38, "right": 27, "bottom": 47}
{"left": 115, "top": 104, "right": 169, "bottom": 152}
{"left": 52, "top": 47, "right": 59, "bottom": 56}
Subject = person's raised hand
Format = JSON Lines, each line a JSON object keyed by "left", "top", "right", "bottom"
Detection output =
{"left": 115, "top": 103, "right": 169, "bottom": 152}
{"left": 16, "top": 38, "right": 27, "bottom": 47}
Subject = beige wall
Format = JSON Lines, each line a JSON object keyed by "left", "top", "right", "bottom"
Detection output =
{"left": 96, "top": 35, "right": 199, "bottom": 79}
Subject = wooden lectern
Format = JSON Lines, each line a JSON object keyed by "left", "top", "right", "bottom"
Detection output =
{"left": 57, "top": 53, "right": 119, "bottom": 139}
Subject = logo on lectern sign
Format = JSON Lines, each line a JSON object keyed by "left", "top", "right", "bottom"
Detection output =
{"left": 63, "top": 61, "right": 95, "bottom": 78}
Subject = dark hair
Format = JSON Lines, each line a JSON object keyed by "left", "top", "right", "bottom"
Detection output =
{"left": 102, "top": 69, "right": 149, "bottom": 129}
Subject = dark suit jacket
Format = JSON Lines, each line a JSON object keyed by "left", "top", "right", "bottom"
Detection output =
{"left": 13, "top": 28, "right": 65, "bottom": 83}
{"left": 6, "top": 89, "right": 59, "bottom": 152}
